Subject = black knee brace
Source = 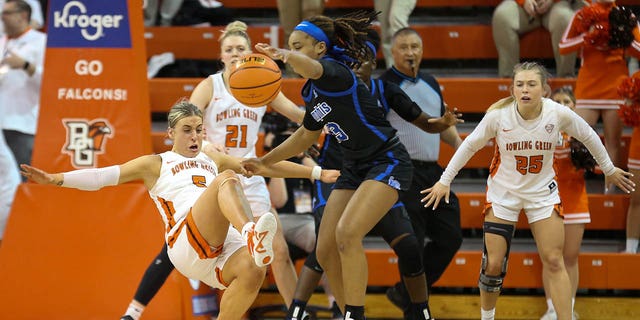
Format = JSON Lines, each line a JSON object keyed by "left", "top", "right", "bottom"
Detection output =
{"left": 303, "top": 249, "right": 323, "bottom": 273}
{"left": 391, "top": 233, "right": 424, "bottom": 277}
{"left": 478, "top": 221, "right": 515, "bottom": 293}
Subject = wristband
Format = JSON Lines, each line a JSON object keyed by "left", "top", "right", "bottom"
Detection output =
{"left": 311, "top": 165, "right": 322, "bottom": 180}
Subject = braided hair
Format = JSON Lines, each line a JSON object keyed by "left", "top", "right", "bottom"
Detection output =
{"left": 306, "top": 11, "right": 379, "bottom": 68}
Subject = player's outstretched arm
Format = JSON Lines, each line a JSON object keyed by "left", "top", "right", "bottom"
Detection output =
{"left": 20, "top": 155, "right": 160, "bottom": 190}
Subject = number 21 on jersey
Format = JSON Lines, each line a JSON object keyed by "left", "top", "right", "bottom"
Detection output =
{"left": 226, "top": 125, "right": 248, "bottom": 148}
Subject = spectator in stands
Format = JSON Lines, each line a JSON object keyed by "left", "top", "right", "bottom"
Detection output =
{"left": 0, "top": 0, "right": 43, "bottom": 32}
{"left": 379, "top": 27, "right": 464, "bottom": 311}
{"left": 172, "top": 0, "right": 234, "bottom": 26}
{"left": 374, "top": 0, "right": 416, "bottom": 69}
{"left": 540, "top": 87, "right": 589, "bottom": 320}
{"left": 559, "top": 0, "right": 640, "bottom": 169}
{"left": 620, "top": 71, "right": 640, "bottom": 254}
{"left": 0, "top": 0, "right": 46, "bottom": 180}
{"left": 422, "top": 61, "right": 635, "bottom": 320}
{"left": 277, "top": 0, "right": 324, "bottom": 76}
{"left": 248, "top": 11, "right": 417, "bottom": 320}
{"left": 120, "top": 21, "right": 307, "bottom": 320}
{"left": 0, "top": 129, "right": 19, "bottom": 248}
{"left": 492, "top": 0, "right": 583, "bottom": 78}
{"left": 143, "top": 0, "right": 184, "bottom": 26}
{"left": 21, "top": 101, "right": 339, "bottom": 320}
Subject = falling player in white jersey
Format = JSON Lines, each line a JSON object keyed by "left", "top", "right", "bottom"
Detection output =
{"left": 20, "top": 101, "right": 338, "bottom": 320}
{"left": 421, "top": 62, "right": 635, "bottom": 320}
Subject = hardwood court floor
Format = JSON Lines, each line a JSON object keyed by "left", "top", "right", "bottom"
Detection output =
{"left": 252, "top": 293, "right": 640, "bottom": 319}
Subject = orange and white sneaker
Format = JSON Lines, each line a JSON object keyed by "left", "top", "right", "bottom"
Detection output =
{"left": 243, "top": 212, "right": 276, "bottom": 267}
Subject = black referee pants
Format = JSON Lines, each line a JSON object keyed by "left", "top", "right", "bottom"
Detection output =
{"left": 400, "top": 160, "right": 463, "bottom": 287}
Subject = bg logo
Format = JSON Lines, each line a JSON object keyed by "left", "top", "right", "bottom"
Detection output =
{"left": 62, "top": 119, "right": 113, "bottom": 167}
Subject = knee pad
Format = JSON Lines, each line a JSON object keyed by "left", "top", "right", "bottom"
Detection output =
{"left": 303, "top": 250, "right": 323, "bottom": 273}
{"left": 392, "top": 234, "right": 424, "bottom": 277}
{"left": 478, "top": 221, "right": 515, "bottom": 293}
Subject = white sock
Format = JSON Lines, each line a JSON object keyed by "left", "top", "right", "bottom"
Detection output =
{"left": 124, "top": 302, "right": 144, "bottom": 320}
{"left": 546, "top": 298, "right": 555, "bottom": 312}
{"left": 481, "top": 308, "right": 495, "bottom": 320}
{"left": 626, "top": 238, "right": 639, "bottom": 253}
{"left": 571, "top": 297, "right": 575, "bottom": 311}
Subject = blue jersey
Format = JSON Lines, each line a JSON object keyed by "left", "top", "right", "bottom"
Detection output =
{"left": 301, "top": 57, "right": 398, "bottom": 161}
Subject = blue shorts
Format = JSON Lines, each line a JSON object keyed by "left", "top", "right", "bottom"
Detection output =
{"left": 334, "top": 140, "right": 413, "bottom": 191}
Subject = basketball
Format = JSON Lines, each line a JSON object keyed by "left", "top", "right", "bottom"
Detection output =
{"left": 229, "top": 53, "right": 282, "bottom": 107}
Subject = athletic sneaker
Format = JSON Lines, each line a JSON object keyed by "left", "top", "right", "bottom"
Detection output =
{"left": 120, "top": 316, "right": 134, "bottom": 320}
{"left": 540, "top": 309, "right": 579, "bottom": 320}
{"left": 331, "top": 301, "right": 344, "bottom": 320}
{"left": 385, "top": 282, "right": 410, "bottom": 311}
{"left": 244, "top": 212, "right": 276, "bottom": 267}
{"left": 540, "top": 309, "right": 557, "bottom": 320}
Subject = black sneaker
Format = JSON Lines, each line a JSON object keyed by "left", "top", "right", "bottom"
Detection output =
{"left": 330, "top": 301, "right": 343, "bottom": 319}
{"left": 385, "top": 282, "right": 410, "bottom": 311}
{"left": 120, "top": 316, "right": 134, "bottom": 320}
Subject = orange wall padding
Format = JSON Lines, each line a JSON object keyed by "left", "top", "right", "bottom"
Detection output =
{"left": 0, "top": 184, "right": 214, "bottom": 319}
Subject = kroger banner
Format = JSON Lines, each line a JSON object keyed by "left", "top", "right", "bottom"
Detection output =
{"left": 48, "top": 0, "right": 131, "bottom": 48}
{"left": 32, "top": 0, "right": 151, "bottom": 170}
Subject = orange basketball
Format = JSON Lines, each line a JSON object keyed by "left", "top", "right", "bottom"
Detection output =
{"left": 229, "top": 54, "right": 282, "bottom": 107}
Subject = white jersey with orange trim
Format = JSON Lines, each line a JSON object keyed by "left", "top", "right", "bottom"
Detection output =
{"left": 148, "top": 151, "right": 219, "bottom": 241}
{"left": 203, "top": 73, "right": 267, "bottom": 159}
{"left": 202, "top": 73, "right": 271, "bottom": 217}
{"left": 439, "top": 98, "right": 615, "bottom": 207}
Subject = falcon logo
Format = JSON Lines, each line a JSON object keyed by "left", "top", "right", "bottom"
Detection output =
{"left": 62, "top": 119, "right": 113, "bottom": 168}
{"left": 545, "top": 124, "right": 555, "bottom": 134}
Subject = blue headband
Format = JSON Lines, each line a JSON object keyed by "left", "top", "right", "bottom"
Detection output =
{"left": 294, "top": 21, "right": 331, "bottom": 48}
{"left": 365, "top": 41, "right": 377, "bottom": 58}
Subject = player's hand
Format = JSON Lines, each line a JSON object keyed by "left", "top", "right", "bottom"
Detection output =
{"left": 255, "top": 43, "right": 289, "bottom": 62}
{"left": 429, "top": 106, "right": 463, "bottom": 127}
{"left": 605, "top": 167, "right": 635, "bottom": 194}
{"left": 2, "top": 50, "right": 27, "bottom": 70}
{"left": 241, "top": 158, "right": 264, "bottom": 177}
{"left": 320, "top": 169, "right": 340, "bottom": 183}
{"left": 420, "top": 182, "right": 450, "bottom": 210}
{"left": 523, "top": 0, "right": 537, "bottom": 20}
{"left": 20, "top": 164, "right": 58, "bottom": 185}
{"left": 535, "top": 0, "right": 552, "bottom": 14}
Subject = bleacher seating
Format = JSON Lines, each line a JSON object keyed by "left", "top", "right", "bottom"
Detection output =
{"left": 224, "top": 0, "right": 635, "bottom": 9}
{"left": 148, "top": 77, "right": 579, "bottom": 114}
{"left": 145, "top": 25, "right": 556, "bottom": 61}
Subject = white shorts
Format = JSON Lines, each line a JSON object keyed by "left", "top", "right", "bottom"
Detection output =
{"left": 491, "top": 202, "right": 559, "bottom": 224}
{"left": 167, "top": 221, "right": 245, "bottom": 290}
{"left": 487, "top": 180, "right": 560, "bottom": 224}
{"left": 240, "top": 175, "right": 272, "bottom": 218}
